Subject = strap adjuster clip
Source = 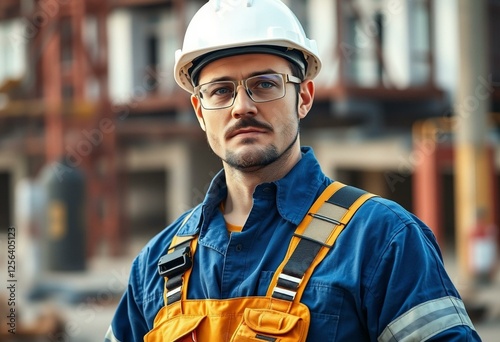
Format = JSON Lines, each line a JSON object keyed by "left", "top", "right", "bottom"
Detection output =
{"left": 278, "top": 273, "right": 303, "bottom": 287}
{"left": 272, "top": 286, "right": 297, "bottom": 301}
{"left": 158, "top": 246, "right": 192, "bottom": 278}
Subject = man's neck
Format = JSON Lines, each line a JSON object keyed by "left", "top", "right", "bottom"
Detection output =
{"left": 221, "top": 146, "right": 302, "bottom": 227}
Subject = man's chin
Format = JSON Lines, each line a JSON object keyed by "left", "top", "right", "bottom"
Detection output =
{"left": 224, "top": 147, "right": 279, "bottom": 171}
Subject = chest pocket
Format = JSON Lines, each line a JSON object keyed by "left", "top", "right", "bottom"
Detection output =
{"left": 145, "top": 182, "right": 375, "bottom": 342}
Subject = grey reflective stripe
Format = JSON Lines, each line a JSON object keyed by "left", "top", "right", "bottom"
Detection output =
{"left": 104, "top": 326, "right": 122, "bottom": 342}
{"left": 378, "top": 296, "right": 476, "bottom": 342}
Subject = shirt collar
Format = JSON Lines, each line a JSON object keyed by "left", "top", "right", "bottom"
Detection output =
{"left": 177, "top": 146, "right": 329, "bottom": 235}
{"left": 274, "top": 146, "right": 329, "bottom": 224}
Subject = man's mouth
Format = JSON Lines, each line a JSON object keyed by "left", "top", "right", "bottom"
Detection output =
{"left": 228, "top": 127, "right": 267, "bottom": 139}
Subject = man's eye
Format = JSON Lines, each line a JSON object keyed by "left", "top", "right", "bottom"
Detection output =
{"left": 257, "top": 81, "right": 275, "bottom": 89}
{"left": 213, "top": 87, "right": 233, "bottom": 96}
{"left": 204, "top": 84, "right": 233, "bottom": 97}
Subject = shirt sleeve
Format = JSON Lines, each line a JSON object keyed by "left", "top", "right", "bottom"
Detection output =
{"left": 103, "top": 208, "right": 199, "bottom": 342}
{"left": 363, "top": 208, "right": 481, "bottom": 341}
{"left": 430, "top": 325, "right": 481, "bottom": 341}
{"left": 105, "top": 257, "right": 149, "bottom": 341}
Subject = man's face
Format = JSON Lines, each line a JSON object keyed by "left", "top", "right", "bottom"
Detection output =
{"left": 191, "top": 53, "right": 314, "bottom": 172}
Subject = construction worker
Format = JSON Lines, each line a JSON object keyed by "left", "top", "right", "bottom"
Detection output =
{"left": 106, "top": 0, "right": 481, "bottom": 341}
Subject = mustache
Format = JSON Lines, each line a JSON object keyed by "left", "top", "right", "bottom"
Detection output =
{"left": 225, "top": 117, "right": 273, "bottom": 138}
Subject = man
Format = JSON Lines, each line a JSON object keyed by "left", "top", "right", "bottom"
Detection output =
{"left": 106, "top": 0, "right": 481, "bottom": 341}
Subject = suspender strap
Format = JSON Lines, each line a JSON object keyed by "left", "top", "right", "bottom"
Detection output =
{"left": 269, "top": 182, "right": 376, "bottom": 303}
{"left": 159, "top": 208, "right": 200, "bottom": 306}
{"left": 159, "top": 235, "right": 198, "bottom": 306}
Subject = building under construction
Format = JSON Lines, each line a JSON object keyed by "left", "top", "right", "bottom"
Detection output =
{"left": 0, "top": 0, "right": 499, "bottom": 277}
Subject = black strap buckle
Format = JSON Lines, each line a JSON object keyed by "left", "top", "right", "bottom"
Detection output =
{"left": 157, "top": 246, "right": 192, "bottom": 278}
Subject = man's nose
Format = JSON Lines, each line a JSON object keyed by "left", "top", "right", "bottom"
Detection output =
{"left": 231, "top": 85, "right": 257, "bottom": 118}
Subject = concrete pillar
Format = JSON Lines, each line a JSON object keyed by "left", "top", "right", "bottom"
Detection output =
{"left": 413, "top": 121, "right": 442, "bottom": 245}
{"left": 454, "top": 0, "right": 493, "bottom": 288}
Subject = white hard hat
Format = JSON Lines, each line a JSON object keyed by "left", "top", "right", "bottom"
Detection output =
{"left": 174, "top": 0, "right": 322, "bottom": 93}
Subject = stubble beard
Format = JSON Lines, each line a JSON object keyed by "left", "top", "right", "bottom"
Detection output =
{"left": 225, "top": 143, "right": 280, "bottom": 170}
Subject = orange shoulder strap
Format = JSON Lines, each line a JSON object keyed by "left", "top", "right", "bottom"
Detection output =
{"left": 159, "top": 208, "right": 199, "bottom": 307}
{"left": 267, "top": 182, "right": 376, "bottom": 304}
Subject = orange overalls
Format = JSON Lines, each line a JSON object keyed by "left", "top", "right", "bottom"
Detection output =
{"left": 145, "top": 182, "right": 375, "bottom": 342}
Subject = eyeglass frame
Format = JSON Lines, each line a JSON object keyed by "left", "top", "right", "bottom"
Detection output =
{"left": 193, "top": 72, "right": 303, "bottom": 110}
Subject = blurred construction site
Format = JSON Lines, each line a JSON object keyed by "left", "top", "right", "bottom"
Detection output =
{"left": 0, "top": 0, "right": 499, "bottom": 340}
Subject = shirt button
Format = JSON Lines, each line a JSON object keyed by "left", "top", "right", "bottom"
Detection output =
{"left": 235, "top": 244, "right": 243, "bottom": 252}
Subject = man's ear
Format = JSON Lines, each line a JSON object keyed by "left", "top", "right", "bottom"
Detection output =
{"left": 297, "top": 80, "right": 315, "bottom": 119}
{"left": 191, "top": 95, "right": 206, "bottom": 131}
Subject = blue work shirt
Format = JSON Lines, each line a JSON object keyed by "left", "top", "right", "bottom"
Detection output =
{"left": 106, "top": 147, "right": 480, "bottom": 341}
